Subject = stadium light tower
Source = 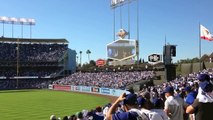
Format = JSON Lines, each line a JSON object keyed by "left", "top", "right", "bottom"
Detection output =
{"left": 0, "top": 16, "right": 9, "bottom": 37}
{"left": 19, "top": 18, "right": 27, "bottom": 38}
{"left": 10, "top": 17, "right": 18, "bottom": 38}
{"left": 27, "top": 18, "right": 36, "bottom": 38}
{"left": 0, "top": 16, "right": 36, "bottom": 38}
{"left": 16, "top": 38, "right": 20, "bottom": 89}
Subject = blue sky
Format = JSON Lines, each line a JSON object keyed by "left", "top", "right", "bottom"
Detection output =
{"left": 0, "top": 0, "right": 212, "bottom": 64}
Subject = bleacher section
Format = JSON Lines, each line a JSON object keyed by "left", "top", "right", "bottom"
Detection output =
{"left": 0, "top": 37, "right": 70, "bottom": 89}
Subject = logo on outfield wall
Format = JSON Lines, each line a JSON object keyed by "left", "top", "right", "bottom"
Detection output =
{"left": 101, "top": 88, "right": 110, "bottom": 94}
{"left": 91, "top": 87, "right": 100, "bottom": 93}
{"left": 148, "top": 54, "right": 161, "bottom": 62}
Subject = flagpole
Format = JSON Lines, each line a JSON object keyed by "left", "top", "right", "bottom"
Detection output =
{"left": 199, "top": 23, "right": 201, "bottom": 71}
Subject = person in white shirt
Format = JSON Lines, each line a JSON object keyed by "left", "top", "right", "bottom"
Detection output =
{"left": 137, "top": 96, "right": 164, "bottom": 120}
{"left": 164, "top": 86, "right": 185, "bottom": 120}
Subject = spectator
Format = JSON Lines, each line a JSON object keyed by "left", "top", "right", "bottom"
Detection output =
{"left": 54, "top": 71, "right": 155, "bottom": 89}
{"left": 163, "top": 86, "right": 186, "bottom": 120}
{"left": 152, "top": 98, "right": 168, "bottom": 120}
{"left": 186, "top": 80, "right": 213, "bottom": 120}
{"left": 184, "top": 86, "right": 197, "bottom": 105}
{"left": 138, "top": 96, "right": 164, "bottom": 120}
{"left": 69, "top": 115, "right": 77, "bottom": 120}
{"left": 106, "top": 93, "right": 145, "bottom": 120}
{"left": 94, "top": 106, "right": 104, "bottom": 120}
{"left": 76, "top": 112, "right": 83, "bottom": 120}
{"left": 50, "top": 115, "right": 58, "bottom": 120}
{"left": 63, "top": 116, "right": 69, "bottom": 120}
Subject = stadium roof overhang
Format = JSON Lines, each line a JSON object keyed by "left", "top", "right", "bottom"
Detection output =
{"left": 0, "top": 37, "right": 69, "bottom": 44}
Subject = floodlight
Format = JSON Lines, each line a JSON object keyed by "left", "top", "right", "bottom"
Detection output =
{"left": 10, "top": 17, "right": 18, "bottom": 23}
{"left": 27, "top": 18, "right": 36, "bottom": 25}
{"left": 0, "top": 16, "right": 9, "bottom": 22}
{"left": 19, "top": 18, "right": 27, "bottom": 24}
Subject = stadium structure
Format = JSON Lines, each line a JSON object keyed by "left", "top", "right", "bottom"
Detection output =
{"left": 0, "top": 37, "right": 76, "bottom": 90}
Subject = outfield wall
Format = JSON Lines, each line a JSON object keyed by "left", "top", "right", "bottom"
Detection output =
{"left": 49, "top": 84, "right": 129, "bottom": 97}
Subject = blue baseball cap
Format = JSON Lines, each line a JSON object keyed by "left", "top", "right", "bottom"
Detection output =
{"left": 198, "top": 74, "right": 210, "bottom": 82}
{"left": 184, "top": 86, "right": 192, "bottom": 92}
{"left": 199, "top": 81, "right": 213, "bottom": 92}
{"left": 122, "top": 93, "right": 138, "bottom": 105}
{"left": 137, "top": 97, "right": 146, "bottom": 108}
{"left": 163, "top": 86, "right": 174, "bottom": 94}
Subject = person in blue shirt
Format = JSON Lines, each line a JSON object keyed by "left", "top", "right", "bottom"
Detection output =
{"left": 184, "top": 86, "right": 197, "bottom": 105}
{"left": 106, "top": 93, "right": 146, "bottom": 120}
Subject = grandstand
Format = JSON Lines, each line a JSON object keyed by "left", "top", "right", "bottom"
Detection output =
{"left": 0, "top": 37, "right": 76, "bottom": 90}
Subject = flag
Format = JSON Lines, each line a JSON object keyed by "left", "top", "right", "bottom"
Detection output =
{"left": 200, "top": 25, "right": 213, "bottom": 41}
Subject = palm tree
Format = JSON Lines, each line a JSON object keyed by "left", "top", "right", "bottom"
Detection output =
{"left": 79, "top": 51, "right": 82, "bottom": 66}
{"left": 86, "top": 49, "right": 91, "bottom": 63}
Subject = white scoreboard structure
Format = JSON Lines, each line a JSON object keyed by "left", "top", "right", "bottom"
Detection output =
{"left": 107, "top": 39, "right": 139, "bottom": 66}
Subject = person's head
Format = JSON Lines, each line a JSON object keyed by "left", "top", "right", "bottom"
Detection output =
{"left": 198, "top": 74, "right": 210, "bottom": 82}
{"left": 141, "top": 91, "right": 151, "bottom": 100}
{"left": 184, "top": 86, "right": 192, "bottom": 95}
{"left": 164, "top": 86, "right": 174, "bottom": 98}
{"left": 137, "top": 96, "right": 146, "bottom": 109}
{"left": 153, "top": 98, "right": 164, "bottom": 109}
{"left": 199, "top": 81, "right": 213, "bottom": 93}
{"left": 62, "top": 116, "right": 68, "bottom": 120}
{"left": 70, "top": 114, "right": 77, "bottom": 120}
{"left": 95, "top": 106, "right": 102, "bottom": 112}
{"left": 50, "top": 115, "right": 57, "bottom": 120}
{"left": 122, "top": 93, "right": 138, "bottom": 111}
{"left": 76, "top": 112, "right": 83, "bottom": 119}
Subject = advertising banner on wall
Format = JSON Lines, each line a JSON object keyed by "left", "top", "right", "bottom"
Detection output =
{"left": 48, "top": 85, "right": 53, "bottom": 90}
{"left": 53, "top": 85, "right": 71, "bottom": 91}
{"left": 91, "top": 87, "right": 100, "bottom": 93}
{"left": 96, "top": 59, "right": 106, "bottom": 67}
{"left": 100, "top": 88, "right": 110, "bottom": 95}
{"left": 50, "top": 85, "right": 129, "bottom": 97}
{"left": 73, "top": 86, "right": 81, "bottom": 91}
{"left": 81, "top": 86, "right": 91, "bottom": 92}
{"left": 110, "top": 89, "right": 130, "bottom": 96}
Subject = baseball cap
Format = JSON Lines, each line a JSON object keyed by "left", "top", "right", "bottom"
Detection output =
{"left": 199, "top": 81, "right": 213, "bottom": 92}
{"left": 184, "top": 86, "right": 192, "bottom": 92}
{"left": 163, "top": 86, "right": 174, "bottom": 94}
{"left": 122, "top": 93, "right": 138, "bottom": 105}
{"left": 137, "top": 97, "right": 146, "bottom": 108}
{"left": 198, "top": 74, "right": 210, "bottom": 82}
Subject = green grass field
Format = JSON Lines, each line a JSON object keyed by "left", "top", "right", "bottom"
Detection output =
{"left": 0, "top": 90, "right": 110, "bottom": 120}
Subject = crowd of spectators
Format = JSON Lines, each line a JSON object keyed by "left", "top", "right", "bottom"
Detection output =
{"left": 53, "top": 71, "right": 155, "bottom": 89}
{"left": 0, "top": 42, "right": 67, "bottom": 62}
{"left": 0, "top": 68, "right": 62, "bottom": 77}
{"left": 0, "top": 42, "right": 67, "bottom": 78}
{"left": 0, "top": 79, "right": 51, "bottom": 90}
{"left": 51, "top": 69, "right": 213, "bottom": 120}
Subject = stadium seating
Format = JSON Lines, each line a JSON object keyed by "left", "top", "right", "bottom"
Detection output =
{"left": 0, "top": 38, "right": 68, "bottom": 90}
{"left": 53, "top": 71, "right": 155, "bottom": 89}
{"left": 0, "top": 43, "right": 67, "bottom": 62}
{"left": 51, "top": 68, "right": 213, "bottom": 120}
